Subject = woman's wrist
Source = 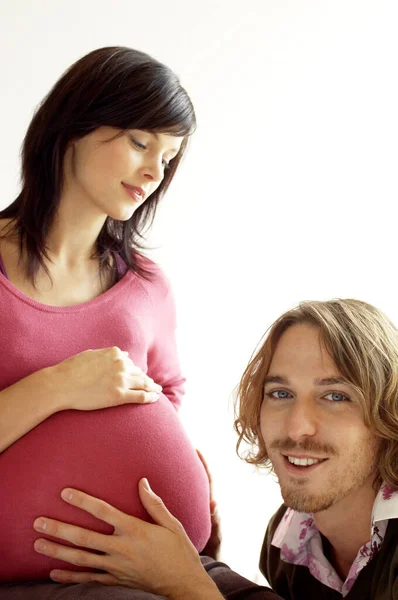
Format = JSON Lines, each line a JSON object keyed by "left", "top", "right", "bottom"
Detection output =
{"left": 0, "top": 365, "right": 67, "bottom": 453}
{"left": 38, "top": 364, "right": 70, "bottom": 413}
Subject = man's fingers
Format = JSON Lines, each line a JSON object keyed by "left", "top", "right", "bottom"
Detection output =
{"left": 34, "top": 538, "right": 108, "bottom": 571}
{"left": 196, "top": 449, "right": 214, "bottom": 493}
{"left": 196, "top": 449, "right": 212, "bottom": 482}
{"left": 59, "top": 488, "right": 130, "bottom": 529}
{"left": 33, "top": 516, "right": 113, "bottom": 553}
{"left": 50, "top": 569, "right": 118, "bottom": 585}
{"left": 138, "top": 479, "right": 185, "bottom": 534}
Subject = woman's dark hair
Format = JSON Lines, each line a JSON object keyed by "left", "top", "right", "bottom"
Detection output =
{"left": 0, "top": 46, "right": 196, "bottom": 282}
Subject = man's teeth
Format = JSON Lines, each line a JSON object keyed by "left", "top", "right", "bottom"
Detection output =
{"left": 287, "top": 456, "right": 323, "bottom": 467}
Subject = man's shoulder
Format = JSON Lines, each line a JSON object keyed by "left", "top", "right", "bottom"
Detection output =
{"left": 259, "top": 504, "right": 287, "bottom": 581}
{"left": 259, "top": 505, "right": 325, "bottom": 598}
{"left": 259, "top": 506, "right": 398, "bottom": 599}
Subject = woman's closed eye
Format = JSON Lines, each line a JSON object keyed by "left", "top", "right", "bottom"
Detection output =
{"left": 129, "top": 136, "right": 146, "bottom": 150}
{"left": 129, "top": 136, "right": 172, "bottom": 170}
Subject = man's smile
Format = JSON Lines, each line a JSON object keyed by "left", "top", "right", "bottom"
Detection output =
{"left": 282, "top": 454, "right": 329, "bottom": 475}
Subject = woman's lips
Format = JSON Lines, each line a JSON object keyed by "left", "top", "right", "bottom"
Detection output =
{"left": 122, "top": 183, "right": 145, "bottom": 202}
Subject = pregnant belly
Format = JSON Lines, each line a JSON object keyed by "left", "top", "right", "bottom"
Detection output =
{"left": 0, "top": 396, "right": 211, "bottom": 582}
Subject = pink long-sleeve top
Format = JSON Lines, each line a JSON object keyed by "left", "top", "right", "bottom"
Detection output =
{"left": 0, "top": 255, "right": 211, "bottom": 583}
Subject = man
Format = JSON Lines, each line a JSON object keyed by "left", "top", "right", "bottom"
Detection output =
{"left": 235, "top": 298, "right": 398, "bottom": 599}
{"left": 32, "top": 299, "right": 398, "bottom": 599}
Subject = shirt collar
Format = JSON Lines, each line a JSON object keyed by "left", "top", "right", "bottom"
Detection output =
{"left": 272, "top": 481, "right": 398, "bottom": 549}
{"left": 271, "top": 482, "right": 398, "bottom": 596}
{"left": 372, "top": 482, "right": 398, "bottom": 523}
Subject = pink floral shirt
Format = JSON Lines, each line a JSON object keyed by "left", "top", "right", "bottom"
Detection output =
{"left": 271, "top": 482, "right": 398, "bottom": 597}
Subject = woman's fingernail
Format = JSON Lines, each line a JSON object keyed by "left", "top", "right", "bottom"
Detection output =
{"left": 34, "top": 518, "right": 47, "bottom": 531}
{"left": 50, "top": 571, "right": 62, "bottom": 581}
{"left": 61, "top": 489, "right": 73, "bottom": 501}
{"left": 148, "top": 392, "right": 159, "bottom": 402}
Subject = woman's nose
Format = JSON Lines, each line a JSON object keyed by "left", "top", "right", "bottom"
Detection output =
{"left": 142, "top": 157, "right": 164, "bottom": 183}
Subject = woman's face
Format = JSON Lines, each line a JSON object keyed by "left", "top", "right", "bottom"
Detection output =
{"left": 64, "top": 127, "right": 184, "bottom": 221}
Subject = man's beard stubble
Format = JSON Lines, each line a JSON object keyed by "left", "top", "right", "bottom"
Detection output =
{"left": 268, "top": 436, "right": 379, "bottom": 514}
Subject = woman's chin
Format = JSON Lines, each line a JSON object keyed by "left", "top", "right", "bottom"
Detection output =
{"left": 107, "top": 208, "right": 137, "bottom": 221}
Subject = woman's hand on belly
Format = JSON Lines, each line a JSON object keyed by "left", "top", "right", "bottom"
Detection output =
{"left": 33, "top": 480, "right": 222, "bottom": 600}
{"left": 51, "top": 346, "right": 162, "bottom": 410}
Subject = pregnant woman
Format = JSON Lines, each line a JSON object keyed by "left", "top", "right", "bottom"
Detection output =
{"left": 0, "top": 46, "right": 210, "bottom": 596}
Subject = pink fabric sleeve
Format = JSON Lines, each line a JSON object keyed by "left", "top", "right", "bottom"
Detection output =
{"left": 144, "top": 262, "right": 186, "bottom": 410}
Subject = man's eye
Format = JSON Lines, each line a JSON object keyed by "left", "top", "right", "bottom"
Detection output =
{"left": 266, "top": 390, "right": 291, "bottom": 400}
{"left": 324, "top": 392, "right": 349, "bottom": 402}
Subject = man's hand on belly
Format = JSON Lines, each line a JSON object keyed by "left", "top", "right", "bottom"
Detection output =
{"left": 196, "top": 449, "right": 222, "bottom": 560}
{"left": 32, "top": 480, "right": 225, "bottom": 600}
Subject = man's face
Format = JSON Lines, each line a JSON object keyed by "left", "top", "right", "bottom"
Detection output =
{"left": 260, "top": 323, "right": 380, "bottom": 514}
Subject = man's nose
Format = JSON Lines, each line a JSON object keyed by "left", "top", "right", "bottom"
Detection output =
{"left": 285, "top": 398, "right": 318, "bottom": 441}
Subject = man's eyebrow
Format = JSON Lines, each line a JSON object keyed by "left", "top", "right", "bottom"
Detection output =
{"left": 263, "top": 375, "right": 350, "bottom": 386}
{"left": 314, "top": 377, "right": 350, "bottom": 386}
{"left": 263, "top": 376, "right": 289, "bottom": 385}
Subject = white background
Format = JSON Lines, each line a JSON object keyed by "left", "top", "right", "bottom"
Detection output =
{"left": 1, "top": 0, "right": 398, "bottom": 584}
